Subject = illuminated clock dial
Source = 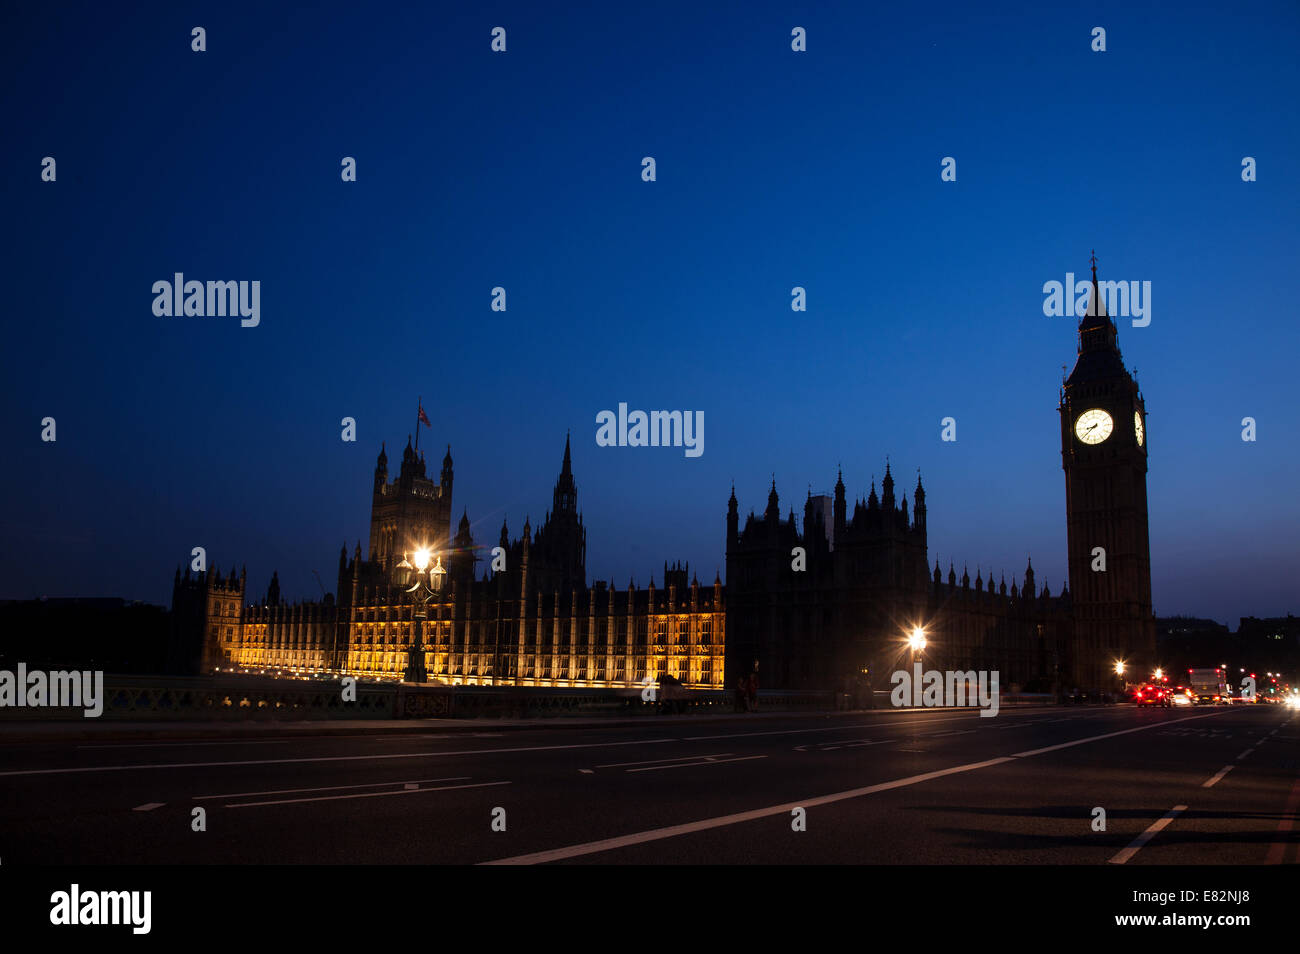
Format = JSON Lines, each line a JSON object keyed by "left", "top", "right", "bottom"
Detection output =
{"left": 1134, "top": 411, "right": 1144, "bottom": 447}
{"left": 1075, "top": 408, "right": 1114, "bottom": 445}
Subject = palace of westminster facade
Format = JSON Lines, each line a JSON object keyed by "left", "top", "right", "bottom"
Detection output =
{"left": 173, "top": 267, "right": 1156, "bottom": 692}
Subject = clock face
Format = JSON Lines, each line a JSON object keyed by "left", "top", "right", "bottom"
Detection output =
{"left": 1134, "top": 411, "right": 1144, "bottom": 447}
{"left": 1075, "top": 408, "right": 1114, "bottom": 445}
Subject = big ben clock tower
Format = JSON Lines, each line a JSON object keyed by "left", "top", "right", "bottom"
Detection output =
{"left": 1059, "top": 255, "right": 1155, "bottom": 689}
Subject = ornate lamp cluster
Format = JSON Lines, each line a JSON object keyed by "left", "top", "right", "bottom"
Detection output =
{"left": 393, "top": 548, "right": 445, "bottom": 683}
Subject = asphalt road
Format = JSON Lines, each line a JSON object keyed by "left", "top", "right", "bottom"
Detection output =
{"left": 2, "top": 703, "right": 1295, "bottom": 864}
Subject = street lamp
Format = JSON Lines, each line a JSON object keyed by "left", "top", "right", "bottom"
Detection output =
{"left": 394, "top": 548, "right": 446, "bottom": 683}
{"left": 908, "top": 626, "right": 927, "bottom": 677}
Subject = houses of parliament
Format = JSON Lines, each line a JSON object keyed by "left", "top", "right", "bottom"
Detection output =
{"left": 173, "top": 265, "right": 1156, "bottom": 693}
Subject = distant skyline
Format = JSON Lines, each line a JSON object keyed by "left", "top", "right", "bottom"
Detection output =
{"left": 3, "top": 1, "right": 1298, "bottom": 626}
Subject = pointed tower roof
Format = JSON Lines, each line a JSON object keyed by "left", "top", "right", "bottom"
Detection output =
{"left": 1068, "top": 252, "right": 1126, "bottom": 383}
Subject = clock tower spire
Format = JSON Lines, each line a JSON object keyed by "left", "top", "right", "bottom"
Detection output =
{"left": 1059, "top": 255, "right": 1154, "bottom": 688}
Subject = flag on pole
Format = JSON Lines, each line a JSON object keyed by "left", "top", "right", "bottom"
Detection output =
{"left": 418, "top": 404, "right": 430, "bottom": 427}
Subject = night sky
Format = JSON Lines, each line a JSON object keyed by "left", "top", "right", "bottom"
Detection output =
{"left": 4, "top": 1, "right": 1297, "bottom": 626}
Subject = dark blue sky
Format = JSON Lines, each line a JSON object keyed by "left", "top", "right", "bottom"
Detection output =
{"left": 4, "top": 1, "right": 1297, "bottom": 626}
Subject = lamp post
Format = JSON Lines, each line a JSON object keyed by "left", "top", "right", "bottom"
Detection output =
{"left": 394, "top": 548, "right": 445, "bottom": 683}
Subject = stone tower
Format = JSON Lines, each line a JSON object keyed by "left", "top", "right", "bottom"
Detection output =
{"left": 1059, "top": 256, "right": 1155, "bottom": 687}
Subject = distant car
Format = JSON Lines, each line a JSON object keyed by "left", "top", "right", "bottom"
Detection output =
{"left": 1169, "top": 686, "right": 1194, "bottom": 707}
{"left": 1135, "top": 684, "right": 1171, "bottom": 707}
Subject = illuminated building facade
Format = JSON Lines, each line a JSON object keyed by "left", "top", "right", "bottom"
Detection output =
{"left": 180, "top": 435, "right": 725, "bottom": 690}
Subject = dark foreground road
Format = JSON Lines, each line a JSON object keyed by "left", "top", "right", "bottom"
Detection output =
{"left": 2, "top": 703, "right": 1296, "bottom": 864}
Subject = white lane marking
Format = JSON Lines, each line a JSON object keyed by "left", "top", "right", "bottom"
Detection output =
{"left": 482, "top": 709, "right": 1241, "bottom": 865}
{"left": 597, "top": 753, "right": 732, "bottom": 769}
{"left": 796, "top": 739, "right": 894, "bottom": 752}
{"left": 1108, "top": 805, "right": 1187, "bottom": 865}
{"left": 481, "top": 757, "right": 1014, "bottom": 865}
{"left": 0, "top": 738, "right": 677, "bottom": 779}
{"left": 1202, "top": 765, "right": 1235, "bottom": 788}
{"left": 370, "top": 733, "right": 504, "bottom": 742}
{"left": 193, "top": 776, "right": 470, "bottom": 801}
{"left": 677, "top": 708, "right": 1083, "bottom": 742}
{"left": 132, "top": 802, "right": 165, "bottom": 812}
{"left": 682, "top": 719, "right": 962, "bottom": 741}
{"left": 627, "top": 755, "right": 767, "bottom": 773}
{"left": 79, "top": 740, "right": 291, "bottom": 749}
{"left": 578, "top": 769, "right": 594, "bottom": 774}
{"left": 921, "top": 730, "right": 977, "bottom": 738}
{"left": 226, "top": 779, "right": 511, "bottom": 809}
{"left": 1010, "top": 711, "right": 1233, "bottom": 758}
{"left": 403, "top": 783, "right": 418, "bottom": 790}
{"left": 1236, "top": 747, "right": 1256, "bottom": 761}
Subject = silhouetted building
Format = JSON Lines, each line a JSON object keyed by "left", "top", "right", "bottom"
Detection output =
{"left": 726, "top": 467, "right": 1071, "bottom": 692}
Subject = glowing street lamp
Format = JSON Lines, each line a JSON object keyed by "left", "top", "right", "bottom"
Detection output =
{"left": 906, "top": 626, "right": 928, "bottom": 681}
{"left": 394, "top": 548, "right": 446, "bottom": 683}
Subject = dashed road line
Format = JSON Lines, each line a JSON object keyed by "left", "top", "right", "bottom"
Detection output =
{"left": 1108, "top": 805, "right": 1187, "bottom": 865}
{"left": 1202, "top": 765, "right": 1234, "bottom": 788}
